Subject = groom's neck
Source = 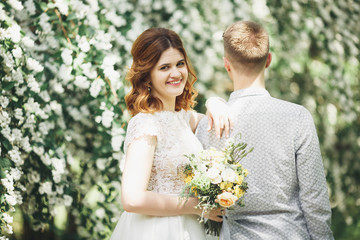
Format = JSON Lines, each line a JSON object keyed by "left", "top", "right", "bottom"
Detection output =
{"left": 232, "top": 70, "right": 266, "bottom": 91}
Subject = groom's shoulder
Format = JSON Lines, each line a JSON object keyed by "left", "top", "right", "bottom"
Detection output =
{"left": 270, "top": 96, "right": 308, "bottom": 114}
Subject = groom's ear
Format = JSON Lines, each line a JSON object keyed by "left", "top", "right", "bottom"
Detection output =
{"left": 223, "top": 57, "right": 231, "bottom": 72}
{"left": 265, "top": 53, "right": 272, "bottom": 68}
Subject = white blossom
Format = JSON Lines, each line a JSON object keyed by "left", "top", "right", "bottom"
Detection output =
{"left": 111, "top": 126, "right": 125, "bottom": 152}
{"left": 59, "top": 64, "right": 73, "bottom": 83}
{"left": 1, "top": 126, "right": 11, "bottom": 140}
{"left": 77, "top": 35, "right": 91, "bottom": 52}
{"left": 81, "top": 62, "right": 97, "bottom": 79}
{"left": 1, "top": 175, "right": 14, "bottom": 192}
{"left": 39, "top": 181, "right": 53, "bottom": 195}
{"left": 8, "top": 0, "right": 23, "bottom": 11}
{"left": 21, "top": 136, "right": 32, "bottom": 152}
{"left": 89, "top": 78, "right": 105, "bottom": 98}
{"left": 101, "top": 109, "right": 114, "bottom": 128}
{"left": 9, "top": 146, "right": 23, "bottom": 166}
{"left": 56, "top": 185, "right": 64, "bottom": 195}
{"left": 12, "top": 46, "right": 22, "bottom": 58}
{"left": 10, "top": 168, "right": 22, "bottom": 181}
{"left": 96, "top": 158, "right": 107, "bottom": 170}
{"left": 95, "top": 208, "right": 105, "bottom": 219}
{"left": 22, "top": 36, "right": 35, "bottom": 48}
{"left": 12, "top": 68, "right": 24, "bottom": 83}
{"left": 39, "top": 13, "right": 52, "bottom": 33}
{"left": 27, "top": 58, "right": 44, "bottom": 72}
{"left": 5, "top": 193, "right": 17, "bottom": 206}
{"left": 54, "top": 0, "right": 69, "bottom": 15}
{"left": 24, "top": 0, "right": 36, "bottom": 15}
{"left": 61, "top": 48, "right": 73, "bottom": 65}
{"left": 2, "top": 213, "right": 13, "bottom": 224}
{"left": 28, "top": 170, "right": 40, "bottom": 183}
{"left": 50, "top": 101, "right": 63, "bottom": 115}
{"left": 0, "top": 96, "right": 9, "bottom": 108}
{"left": 0, "top": 6, "right": 6, "bottom": 21}
{"left": 27, "top": 75, "right": 40, "bottom": 93}
{"left": 0, "top": 111, "right": 11, "bottom": 128}
{"left": 64, "top": 195, "right": 73, "bottom": 206}
{"left": 3, "top": 224, "right": 13, "bottom": 234}
{"left": 15, "top": 86, "right": 27, "bottom": 96}
{"left": 74, "top": 75, "right": 90, "bottom": 89}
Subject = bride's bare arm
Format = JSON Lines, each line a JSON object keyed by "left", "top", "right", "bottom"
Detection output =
{"left": 121, "top": 135, "right": 223, "bottom": 222}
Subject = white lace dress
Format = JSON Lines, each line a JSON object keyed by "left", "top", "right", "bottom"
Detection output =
{"left": 110, "top": 110, "right": 207, "bottom": 240}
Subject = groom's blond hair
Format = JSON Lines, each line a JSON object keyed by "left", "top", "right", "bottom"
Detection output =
{"left": 223, "top": 21, "right": 269, "bottom": 72}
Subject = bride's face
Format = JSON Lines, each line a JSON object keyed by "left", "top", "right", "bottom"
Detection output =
{"left": 149, "top": 47, "right": 188, "bottom": 106}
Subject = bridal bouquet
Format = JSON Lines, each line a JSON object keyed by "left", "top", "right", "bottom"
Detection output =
{"left": 180, "top": 134, "right": 253, "bottom": 236}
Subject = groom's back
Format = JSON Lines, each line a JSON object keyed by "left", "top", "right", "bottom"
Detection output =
{"left": 196, "top": 89, "right": 332, "bottom": 240}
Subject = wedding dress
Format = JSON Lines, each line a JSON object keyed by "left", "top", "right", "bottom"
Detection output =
{"left": 110, "top": 110, "right": 207, "bottom": 240}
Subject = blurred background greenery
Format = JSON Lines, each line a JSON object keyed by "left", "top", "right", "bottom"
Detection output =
{"left": 1, "top": 0, "right": 359, "bottom": 239}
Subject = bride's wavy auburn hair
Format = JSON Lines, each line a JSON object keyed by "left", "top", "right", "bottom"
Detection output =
{"left": 125, "top": 28, "right": 198, "bottom": 116}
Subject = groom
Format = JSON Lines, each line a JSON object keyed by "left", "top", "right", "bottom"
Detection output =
{"left": 196, "top": 21, "right": 334, "bottom": 239}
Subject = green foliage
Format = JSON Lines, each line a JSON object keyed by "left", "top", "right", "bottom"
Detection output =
{"left": 0, "top": 0, "right": 359, "bottom": 239}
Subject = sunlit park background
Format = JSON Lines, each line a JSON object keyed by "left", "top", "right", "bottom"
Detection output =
{"left": 0, "top": 0, "right": 359, "bottom": 239}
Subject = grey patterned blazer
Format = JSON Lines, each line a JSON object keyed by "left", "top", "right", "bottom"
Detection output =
{"left": 196, "top": 88, "right": 333, "bottom": 240}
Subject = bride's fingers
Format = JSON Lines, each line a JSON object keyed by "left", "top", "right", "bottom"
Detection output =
{"left": 224, "top": 117, "right": 230, "bottom": 138}
{"left": 206, "top": 208, "right": 224, "bottom": 222}
{"left": 207, "top": 115, "right": 213, "bottom": 132}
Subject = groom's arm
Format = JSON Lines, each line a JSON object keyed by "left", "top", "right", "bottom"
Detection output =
{"left": 295, "top": 107, "right": 334, "bottom": 240}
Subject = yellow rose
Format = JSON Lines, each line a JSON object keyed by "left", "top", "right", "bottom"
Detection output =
{"left": 234, "top": 186, "right": 245, "bottom": 198}
{"left": 217, "top": 192, "right": 238, "bottom": 208}
{"left": 243, "top": 169, "right": 249, "bottom": 177}
{"left": 237, "top": 175, "right": 244, "bottom": 185}
{"left": 225, "top": 182, "right": 233, "bottom": 190}
{"left": 220, "top": 182, "right": 227, "bottom": 190}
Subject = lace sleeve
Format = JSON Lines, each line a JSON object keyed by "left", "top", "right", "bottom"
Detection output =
{"left": 182, "top": 109, "right": 193, "bottom": 125}
{"left": 123, "top": 113, "right": 159, "bottom": 153}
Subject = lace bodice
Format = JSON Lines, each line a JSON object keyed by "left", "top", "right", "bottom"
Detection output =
{"left": 124, "top": 110, "right": 203, "bottom": 195}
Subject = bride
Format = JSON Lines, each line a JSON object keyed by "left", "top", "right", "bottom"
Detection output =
{"left": 110, "top": 27, "right": 229, "bottom": 240}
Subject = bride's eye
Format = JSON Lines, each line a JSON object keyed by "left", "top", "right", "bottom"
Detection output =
{"left": 177, "top": 61, "right": 185, "bottom": 67}
{"left": 160, "top": 65, "right": 169, "bottom": 70}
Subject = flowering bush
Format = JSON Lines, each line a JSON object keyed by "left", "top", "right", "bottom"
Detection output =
{"left": 181, "top": 135, "right": 252, "bottom": 236}
{"left": 0, "top": 0, "right": 359, "bottom": 239}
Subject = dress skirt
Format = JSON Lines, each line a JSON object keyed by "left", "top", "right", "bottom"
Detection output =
{"left": 110, "top": 211, "right": 207, "bottom": 240}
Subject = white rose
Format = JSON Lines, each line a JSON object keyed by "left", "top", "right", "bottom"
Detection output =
{"left": 221, "top": 168, "right": 238, "bottom": 182}
{"left": 206, "top": 167, "right": 222, "bottom": 184}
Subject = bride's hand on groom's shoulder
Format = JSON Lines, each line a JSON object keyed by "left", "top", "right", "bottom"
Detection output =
{"left": 205, "top": 97, "right": 233, "bottom": 139}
